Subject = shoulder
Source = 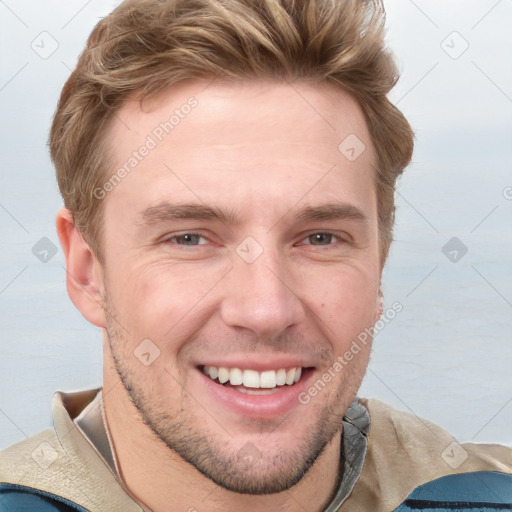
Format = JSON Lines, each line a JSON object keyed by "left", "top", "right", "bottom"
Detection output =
{"left": 341, "top": 398, "right": 512, "bottom": 511}
{"left": 362, "top": 397, "right": 511, "bottom": 473}
{"left": 0, "top": 429, "right": 89, "bottom": 511}
{"left": 0, "top": 390, "right": 143, "bottom": 512}
{"left": 0, "top": 428, "right": 64, "bottom": 485}
{"left": 395, "top": 471, "right": 512, "bottom": 511}
{"left": 0, "top": 482, "right": 89, "bottom": 511}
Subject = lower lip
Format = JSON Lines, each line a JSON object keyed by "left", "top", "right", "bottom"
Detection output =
{"left": 196, "top": 368, "right": 314, "bottom": 419}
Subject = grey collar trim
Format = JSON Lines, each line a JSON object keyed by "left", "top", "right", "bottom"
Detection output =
{"left": 324, "top": 399, "right": 371, "bottom": 512}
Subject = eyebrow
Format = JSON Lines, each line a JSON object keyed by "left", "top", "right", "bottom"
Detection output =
{"left": 293, "top": 203, "right": 368, "bottom": 224}
{"left": 139, "top": 201, "right": 367, "bottom": 226}
{"left": 140, "top": 202, "right": 240, "bottom": 225}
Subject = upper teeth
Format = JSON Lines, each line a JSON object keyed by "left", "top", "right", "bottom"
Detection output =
{"left": 202, "top": 366, "right": 302, "bottom": 388}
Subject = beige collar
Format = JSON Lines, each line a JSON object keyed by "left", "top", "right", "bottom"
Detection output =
{"left": 2, "top": 388, "right": 510, "bottom": 512}
{"left": 53, "top": 389, "right": 144, "bottom": 511}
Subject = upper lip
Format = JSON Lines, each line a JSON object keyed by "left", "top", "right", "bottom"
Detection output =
{"left": 197, "top": 355, "right": 314, "bottom": 372}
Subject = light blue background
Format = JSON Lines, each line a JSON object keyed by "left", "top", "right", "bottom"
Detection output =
{"left": 0, "top": 0, "right": 511, "bottom": 450}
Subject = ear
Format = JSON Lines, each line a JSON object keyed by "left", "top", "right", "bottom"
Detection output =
{"left": 56, "top": 208, "right": 106, "bottom": 328}
{"left": 374, "top": 287, "right": 383, "bottom": 323}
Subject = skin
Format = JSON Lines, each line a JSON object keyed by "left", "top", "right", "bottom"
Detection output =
{"left": 57, "top": 79, "right": 383, "bottom": 512}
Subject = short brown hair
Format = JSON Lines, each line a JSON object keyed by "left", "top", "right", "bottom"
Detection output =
{"left": 50, "top": 0, "right": 413, "bottom": 262}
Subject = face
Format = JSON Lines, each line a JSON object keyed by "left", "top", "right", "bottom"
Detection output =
{"left": 98, "top": 79, "right": 381, "bottom": 494}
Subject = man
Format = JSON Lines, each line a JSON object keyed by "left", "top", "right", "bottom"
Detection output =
{"left": 0, "top": 0, "right": 510, "bottom": 510}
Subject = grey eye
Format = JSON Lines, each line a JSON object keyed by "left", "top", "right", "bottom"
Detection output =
{"left": 307, "top": 233, "right": 334, "bottom": 245}
{"left": 172, "top": 234, "right": 203, "bottom": 245}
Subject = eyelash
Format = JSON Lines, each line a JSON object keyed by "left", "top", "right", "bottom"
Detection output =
{"left": 300, "top": 233, "right": 343, "bottom": 247}
{"left": 164, "top": 233, "right": 209, "bottom": 247}
{"left": 164, "top": 232, "right": 345, "bottom": 248}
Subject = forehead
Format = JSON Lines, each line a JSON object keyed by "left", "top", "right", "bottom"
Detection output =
{"left": 112, "top": 78, "right": 372, "bottom": 154}
{"left": 103, "top": 79, "right": 376, "bottom": 224}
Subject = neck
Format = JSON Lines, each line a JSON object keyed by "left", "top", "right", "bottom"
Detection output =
{"left": 102, "top": 357, "right": 342, "bottom": 512}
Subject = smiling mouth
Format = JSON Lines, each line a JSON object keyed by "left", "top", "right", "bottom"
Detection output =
{"left": 200, "top": 365, "right": 311, "bottom": 395}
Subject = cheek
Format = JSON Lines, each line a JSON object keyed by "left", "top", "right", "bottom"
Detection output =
{"left": 106, "top": 259, "right": 227, "bottom": 344}
{"left": 306, "top": 266, "right": 379, "bottom": 348}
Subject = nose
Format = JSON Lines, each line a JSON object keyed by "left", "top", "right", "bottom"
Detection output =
{"left": 219, "top": 246, "right": 306, "bottom": 338}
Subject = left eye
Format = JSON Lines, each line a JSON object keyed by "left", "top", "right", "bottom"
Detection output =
{"left": 168, "top": 233, "right": 208, "bottom": 246}
{"left": 301, "top": 233, "right": 339, "bottom": 246}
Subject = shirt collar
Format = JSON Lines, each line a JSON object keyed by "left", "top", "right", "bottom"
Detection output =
{"left": 73, "top": 388, "right": 370, "bottom": 511}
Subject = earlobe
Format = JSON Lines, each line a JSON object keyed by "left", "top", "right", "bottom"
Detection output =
{"left": 56, "top": 208, "right": 106, "bottom": 328}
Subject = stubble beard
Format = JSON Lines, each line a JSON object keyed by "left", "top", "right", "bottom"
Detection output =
{"left": 104, "top": 301, "right": 365, "bottom": 495}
